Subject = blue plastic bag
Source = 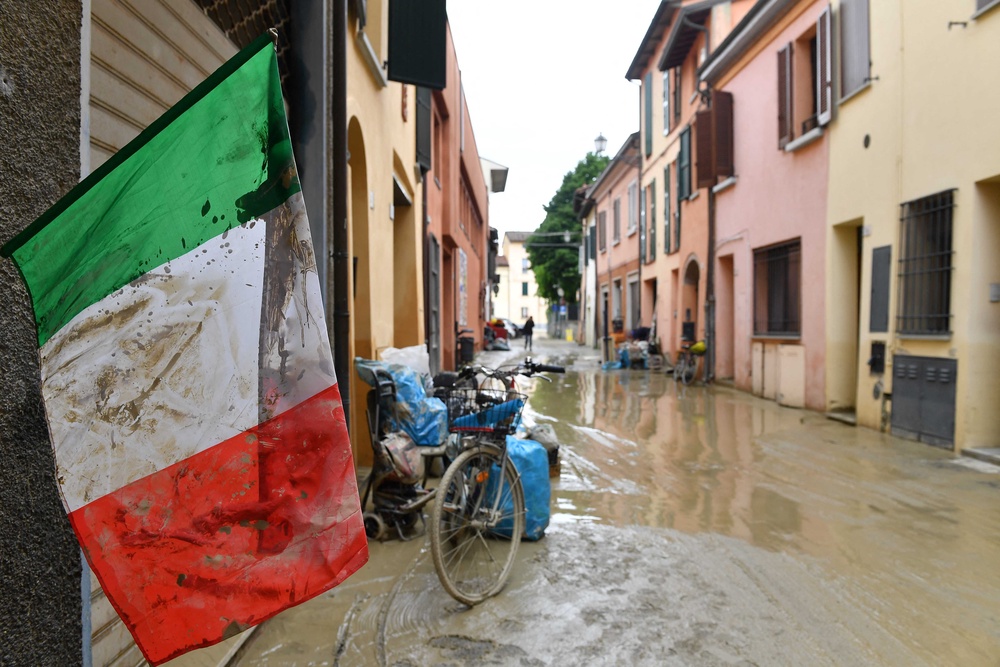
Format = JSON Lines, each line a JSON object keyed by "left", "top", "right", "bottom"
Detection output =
{"left": 354, "top": 358, "right": 448, "bottom": 446}
{"left": 488, "top": 436, "right": 551, "bottom": 541}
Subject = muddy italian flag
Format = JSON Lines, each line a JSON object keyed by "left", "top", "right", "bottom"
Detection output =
{"left": 1, "top": 35, "right": 367, "bottom": 665}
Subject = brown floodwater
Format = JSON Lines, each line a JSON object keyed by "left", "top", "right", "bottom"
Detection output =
{"left": 229, "top": 340, "right": 1000, "bottom": 667}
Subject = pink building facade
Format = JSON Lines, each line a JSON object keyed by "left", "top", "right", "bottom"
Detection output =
{"left": 704, "top": 0, "right": 832, "bottom": 409}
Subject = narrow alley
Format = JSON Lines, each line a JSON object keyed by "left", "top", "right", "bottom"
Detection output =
{"left": 230, "top": 337, "right": 1000, "bottom": 667}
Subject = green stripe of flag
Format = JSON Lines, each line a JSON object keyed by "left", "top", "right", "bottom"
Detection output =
{"left": 2, "top": 34, "right": 299, "bottom": 348}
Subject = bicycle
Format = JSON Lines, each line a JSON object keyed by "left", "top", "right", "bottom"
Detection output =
{"left": 672, "top": 340, "right": 706, "bottom": 385}
{"left": 429, "top": 357, "right": 564, "bottom": 606}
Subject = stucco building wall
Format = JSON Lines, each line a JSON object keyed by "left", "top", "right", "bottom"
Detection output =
{"left": 0, "top": 3, "right": 86, "bottom": 664}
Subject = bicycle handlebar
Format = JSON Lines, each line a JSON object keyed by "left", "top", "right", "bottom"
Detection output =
{"left": 531, "top": 363, "right": 565, "bottom": 374}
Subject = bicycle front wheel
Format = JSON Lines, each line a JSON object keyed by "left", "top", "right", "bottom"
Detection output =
{"left": 681, "top": 355, "right": 697, "bottom": 385}
{"left": 429, "top": 444, "right": 524, "bottom": 606}
{"left": 672, "top": 354, "right": 688, "bottom": 383}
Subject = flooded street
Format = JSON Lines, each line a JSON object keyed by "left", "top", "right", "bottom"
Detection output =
{"left": 232, "top": 338, "right": 1000, "bottom": 666}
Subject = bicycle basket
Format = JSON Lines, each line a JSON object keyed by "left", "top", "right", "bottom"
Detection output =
{"left": 446, "top": 387, "right": 526, "bottom": 436}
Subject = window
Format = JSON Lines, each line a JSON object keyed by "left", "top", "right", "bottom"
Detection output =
{"left": 753, "top": 240, "right": 801, "bottom": 335}
{"left": 647, "top": 180, "right": 656, "bottom": 263}
{"left": 673, "top": 67, "right": 682, "bottom": 126}
{"left": 613, "top": 198, "right": 621, "bottom": 243}
{"left": 840, "top": 0, "right": 870, "bottom": 99}
{"left": 663, "top": 165, "right": 672, "bottom": 254}
{"left": 777, "top": 8, "right": 832, "bottom": 149}
{"left": 522, "top": 281, "right": 529, "bottom": 296}
{"left": 628, "top": 181, "right": 638, "bottom": 234}
{"left": 639, "top": 187, "right": 647, "bottom": 261}
{"left": 678, "top": 128, "right": 691, "bottom": 199}
{"left": 662, "top": 70, "right": 671, "bottom": 135}
{"left": 897, "top": 190, "right": 954, "bottom": 335}
{"left": 644, "top": 72, "right": 653, "bottom": 156}
{"left": 599, "top": 210, "right": 607, "bottom": 251}
{"left": 588, "top": 223, "right": 597, "bottom": 259}
{"left": 521, "top": 306, "right": 529, "bottom": 318}
{"left": 521, "top": 257, "right": 530, "bottom": 273}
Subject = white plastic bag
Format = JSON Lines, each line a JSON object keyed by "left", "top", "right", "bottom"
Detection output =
{"left": 380, "top": 345, "right": 430, "bottom": 377}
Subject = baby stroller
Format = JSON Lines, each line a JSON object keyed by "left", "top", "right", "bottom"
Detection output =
{"left": 358, "top": 366, "right": 443, "bottom": 541}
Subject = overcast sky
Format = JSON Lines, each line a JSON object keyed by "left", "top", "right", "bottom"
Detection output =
{"left": 446, "top": 0, "right": 662, "bottom": 245}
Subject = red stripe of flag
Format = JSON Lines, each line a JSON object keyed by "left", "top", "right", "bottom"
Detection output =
{"left": 69, "top": 383, "right": 368, "bottom": 665}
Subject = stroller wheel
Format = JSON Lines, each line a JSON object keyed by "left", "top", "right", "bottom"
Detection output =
{"left": 363, "top": 511, "right": 387, "bottom": 541}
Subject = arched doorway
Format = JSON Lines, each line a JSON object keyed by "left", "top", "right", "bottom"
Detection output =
{"left": 348, "top": 117, "right": 372, "bottom": 464}
{"left": 681, "top": 257, "right": 701, "bottom": 344}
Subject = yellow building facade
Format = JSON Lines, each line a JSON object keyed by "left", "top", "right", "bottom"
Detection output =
{"left": 826, "top": 0, "right": 1000, "bottom": 451}
{"left": 346, "top": 0, "right": 425, "bottom": 460}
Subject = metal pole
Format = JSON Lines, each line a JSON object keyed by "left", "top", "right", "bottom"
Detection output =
{"left": 333, "top": 0, "right": 350, "bottom": 424}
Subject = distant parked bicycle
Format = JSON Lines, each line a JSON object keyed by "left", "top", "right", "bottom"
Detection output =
{"left": 672, "top": 340, "right": 706, "bottom": 385}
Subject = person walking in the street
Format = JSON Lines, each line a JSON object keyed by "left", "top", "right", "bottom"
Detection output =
{"left": 522, "top": 315, "right": 534, "bottom": 351}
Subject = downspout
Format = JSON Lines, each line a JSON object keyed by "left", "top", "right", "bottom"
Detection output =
{"left": 333, "top": 0, "right": 350, "bottom": 424}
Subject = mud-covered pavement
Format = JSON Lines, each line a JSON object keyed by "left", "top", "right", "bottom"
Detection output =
{"left": 229, "top": 336, "right": 1000, "bottom": 666}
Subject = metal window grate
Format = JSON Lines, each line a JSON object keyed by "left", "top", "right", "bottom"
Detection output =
{"left": 896, "top": 189, "right": 954, "bottom": 334}
{"left": 195, "top": 0, "right": 292, "bottom": 87}
{"left": 753, "top": 240, "right": 801, "bottom": 335}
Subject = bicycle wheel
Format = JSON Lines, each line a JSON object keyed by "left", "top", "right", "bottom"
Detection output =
{"left": 680, "top": 355, "right": 697, "bottom": 385}
{"left": 429, "top": 444, "right": 524, "bottom": 606}
{"left": 672, "top": 354, "right": 688, "bottom": 383}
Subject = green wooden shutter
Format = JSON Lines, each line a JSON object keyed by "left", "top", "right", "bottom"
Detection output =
{"left": 664, "top": 165, "right": 671, "bottom": 254}
{"left": 649, "top": 180, "right": 656, "bottom": 261}
{"left": 639, "top": 187, "right": 647, "bottom": 261}
{"left": 679, "top": 127, "right": 691, "bottom": 199}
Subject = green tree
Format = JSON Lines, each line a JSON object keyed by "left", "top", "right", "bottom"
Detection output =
{"left": 526, "top": 152, "right": 609, "bottom": 305}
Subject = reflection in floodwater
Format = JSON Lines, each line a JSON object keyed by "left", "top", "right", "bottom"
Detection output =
{"left": 528, "top": 367, "right": 1000, "bottom": 665}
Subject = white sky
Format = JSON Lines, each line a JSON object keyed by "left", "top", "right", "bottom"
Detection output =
{"left": 446, "top": 0, "right": 662, "bottom": 246}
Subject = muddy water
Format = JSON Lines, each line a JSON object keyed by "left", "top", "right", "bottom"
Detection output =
{"left": 231, "top": 342, "right": 1000, "bottom": 666}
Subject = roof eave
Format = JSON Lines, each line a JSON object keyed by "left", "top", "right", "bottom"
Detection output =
{"left": 699, "top": 0, "right": 798, "bottom": 84}
{"left": 625, "top": 2, "right": 680, "bottom": 80}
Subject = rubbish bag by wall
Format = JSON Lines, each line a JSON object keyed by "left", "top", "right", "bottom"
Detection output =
{"left": 489, "top": 436, "right": 551, "bottom": 541}
{"left": 355, "top": 357, "right": 448, "bottom": 446}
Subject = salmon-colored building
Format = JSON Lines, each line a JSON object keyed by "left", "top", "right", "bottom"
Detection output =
{"left": 628, "top": 0, "right": 755, "bottom": 370}
{"left": 583, "top": 133, "right": 642, "bottom": 360}
{"left": 424, "top": 23, "right": 493, "bottom": 374}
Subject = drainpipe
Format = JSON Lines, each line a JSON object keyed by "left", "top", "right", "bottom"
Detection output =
{"left": 333, "top": 0, "right": 350, "bottom": 424}
{"left": 706, "top": 181, "right": 716, "bottom": 383}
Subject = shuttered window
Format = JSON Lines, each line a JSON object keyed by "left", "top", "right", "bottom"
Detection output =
{"left": 673, "top": 68, "right": 682, "bottom": 126}
{"left": 675, "top": 181, "right": 682, "bottom": 249}
{"left": 416, "top": 87, "right": 432, "bottom": 172}
{"left": 662, "top": 70, "right": 671, "bottom": 135}
{"left": 613, "top": 199, "right": 621, "bottom": 243}
{"left": 678, "top": 127, "right": 691, "bottom": 199}
{"left": 639, "top": 187, "right": 647, "bottom": 261}
{"left": 663, "top": 165, "right": 671, "bottom": 254}
{"left": 754, "top": 240, "right": 801, "bottom": 335}
{"left": 816, "top": 7, "right": 833, "bottom": 125}
{"left": 714, "top": 91, "right": 734, "bottom": 177}
{"left": 648, "top": 180, "right": 656, "bottom": 262}
{"left": 696, "top": 109, "right": 715, "bottom": 189}
{"left": 840, "top": 0, "right": 870, "bottom": 99}
{"left": 599, "top": 211, "right": 607, "bottom": 251}
{"left": 777, "top": 43, "right": 793, "bottom": 148}
{"left": 644, "top": 72, "right": 653, "bottom": 156}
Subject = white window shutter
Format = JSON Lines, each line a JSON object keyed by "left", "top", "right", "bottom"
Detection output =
{"left": 817, "top": 5, "right": 833, "bottom": 126}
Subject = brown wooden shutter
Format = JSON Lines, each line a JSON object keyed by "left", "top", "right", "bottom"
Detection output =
{"left": 777, "top": 43, "right": 793, "bottom": 148}
{"left": 817, "top": 6, "right": 833, "bottom": 126}
{"left": 696, "top": 110, "right": 715, "bottom": 189}
{"left": 713, "top": 91, "right": 734, "bottom": 178}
